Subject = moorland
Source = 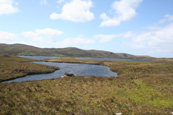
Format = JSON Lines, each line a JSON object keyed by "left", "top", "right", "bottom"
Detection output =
{"left": 0, "top": 54, "right": 173, "bottom": 114}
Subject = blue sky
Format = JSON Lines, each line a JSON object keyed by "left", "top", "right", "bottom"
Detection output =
{"left": 0, "top": 0, "right": 173, "bottom": 58}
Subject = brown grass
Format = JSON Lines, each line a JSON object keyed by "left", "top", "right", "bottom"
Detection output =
{"left": 0, "top": 56, "right": 173, "bottom": 114}
{"left": 0, "top": 55, "right": 59, "bottom": 82}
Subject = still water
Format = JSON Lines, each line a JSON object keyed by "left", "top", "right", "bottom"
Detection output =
{"left": 19, "top": 56, "right": 151, "bottom": 62}
{"left": 6, "top": 56, "right": 150, "bottom": 83}
{"left": 76, "top": 57, "right": 152, "bottom": 61}
{"left": 6, "top": 61, "right": 117, "bottom": 83}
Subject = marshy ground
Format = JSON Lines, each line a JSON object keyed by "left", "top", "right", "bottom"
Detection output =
{"left": 0, "top": 55, "right": 59, "bottom": 82}
{"left": 0, "top": 56, "right": 173, "bottom": 114}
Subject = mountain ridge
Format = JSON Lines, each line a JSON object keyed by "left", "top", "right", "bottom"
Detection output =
{"left": 0, "top": 43, "right": 153, "bottom": 59}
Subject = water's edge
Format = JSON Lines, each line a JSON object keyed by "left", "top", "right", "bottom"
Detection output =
{"left": 1, "top": 68, "right": 58, "bottom": 83}
{"left": 3, "top": 61, "right": 117, "bottom": 83}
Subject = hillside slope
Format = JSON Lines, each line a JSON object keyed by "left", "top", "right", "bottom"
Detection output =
{"left": 0, "top": 43, "right": 150, "bottom": 59}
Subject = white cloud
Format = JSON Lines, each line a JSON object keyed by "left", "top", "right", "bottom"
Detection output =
{"left": 57, "top": 0, "right": 64, "bottom": 4}
{"left": 95, "top": 34, "right": 117, "bottom": 43}
{"left": 124, "top": 14, "right": 173, "bottom": 57}
{"left": 22, "top": 32, "right": 44, "bottom": 42}
{"left": 131, "top": 23, "right": 173, "bottom": 49}
{"left": 159, "top": 14, "right": 173, "bottom": 23}
{"left": 100, "top": 0, "right": 143, "bottom": 27}
{"left": 56, "top": 35, "right": 95, "bottom": 47}
{"left": 122, "top": 31, "right": 133, "bottom": 38}
{"left": 36, "top": 28, "right": 63, "bottom": 39}
{"left": 94, "top": 32, "right": 133, "bottom": 43}
{"left": 40, "top": 0, "right": 48, "bottom": 5}
{"left": 0, "top": 0, "right": 19, "bottom": 15}
{"left": 50, "top": 0, "right": 94, "bottom": 22}
{"left": 0, "top": 31, "right": 17, "bottom": 43}
{"left": 164, "top": 14, "right": 173, "bottom": 21}
{"left": 22, "top": 28, "right": 63, "bottom": 42}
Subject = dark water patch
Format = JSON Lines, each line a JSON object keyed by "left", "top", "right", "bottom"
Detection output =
{"left": 5, "top": 62, "right": 117, "bottom": 83}
{"left": 76, "top": 57, "right": 152, "bottom": 62}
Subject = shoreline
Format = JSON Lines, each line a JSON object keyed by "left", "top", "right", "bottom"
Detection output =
{"left": 0, "top": 68, "right": 59, "bottom": 83}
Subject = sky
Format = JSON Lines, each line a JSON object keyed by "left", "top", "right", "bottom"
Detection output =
{"left": 0, "top": 0, "right": 173, "bottom": 58}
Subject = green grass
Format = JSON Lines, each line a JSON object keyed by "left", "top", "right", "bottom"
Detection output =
{"left": 126, "top": 79, "right": 173, "bottom": 107}
{"left": 0, "top": 56, "right": 173, "bottom": 114}
{"left": 18, "top": 52, "right": 36, "bottom": 56}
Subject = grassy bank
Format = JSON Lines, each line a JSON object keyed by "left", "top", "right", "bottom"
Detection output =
{"left": 45, "top": 57, "right": 103, "bottom": 65}
{"left": 46, "top": 57, "right": 173, "bottom": 76}
{"left": 0, "top": 56, "right": 173, "bottom": 114}
{"left": 0, "top": 55, "right": 59, "bottom": 82}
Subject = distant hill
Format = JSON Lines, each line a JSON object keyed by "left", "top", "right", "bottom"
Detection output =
{"left": 0, "top": 43, "right": 153, "bottom": 59}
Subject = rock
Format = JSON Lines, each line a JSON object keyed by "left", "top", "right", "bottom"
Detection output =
{"left": 61, "top": 73, "right": 76, "bottom": 78}
{"left": 116, "top": 113, "right": 122, "bottom": 115}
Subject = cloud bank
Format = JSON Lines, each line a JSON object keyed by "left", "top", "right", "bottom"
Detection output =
{"left": 123, "top": 14, "right": 173, "bottom": 57}
{"left": 0, "top": 0, "right": 19, "bottom": 15}
{"left": 50, "top": 0, "right": 94, "bottom": 22}
{"left": 100, "top": 0, "right": 143, "bottom": 27}
{"left": 0, "top": 31, "right": 17, "bottom": 43}
{"left": 22, "top": 28, "right": 63, "bottom": 42}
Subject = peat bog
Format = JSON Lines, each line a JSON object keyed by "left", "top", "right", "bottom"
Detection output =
{"left": 0, "top": 55, "right": 173, "bottom": 114}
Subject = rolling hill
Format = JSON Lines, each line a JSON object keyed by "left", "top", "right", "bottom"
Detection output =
{"left": 0, "top": 43, "right": 152, "bottom": 59}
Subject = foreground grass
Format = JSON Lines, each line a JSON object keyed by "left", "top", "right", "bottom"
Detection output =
{"left": 0, "top": 55, "right": 59, "bottom": 82}
{"left": 0, "top": 56, "right": 173, "bottom": 114}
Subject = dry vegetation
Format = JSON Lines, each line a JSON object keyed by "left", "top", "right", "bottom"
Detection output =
{"left": 0, "top": 56, "right": 173, "bottom": 114}
{"left": 0, "top": 55, "right": 59, "bottom": 82}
